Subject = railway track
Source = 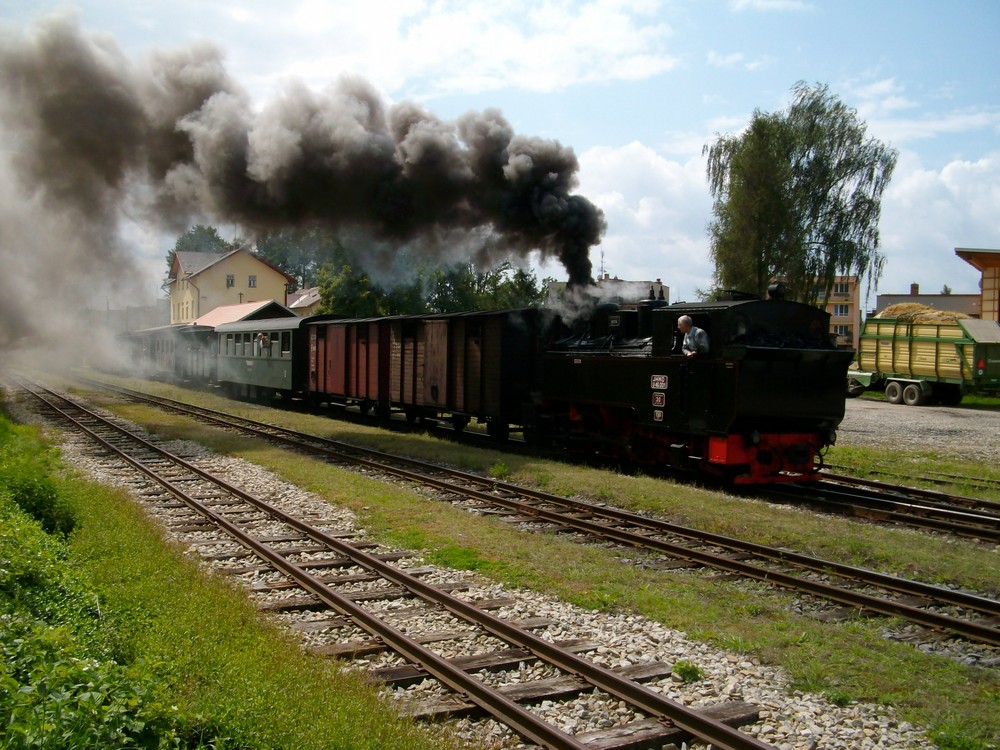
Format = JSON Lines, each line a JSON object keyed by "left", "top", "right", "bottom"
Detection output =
{"left": 769, "top": 474, "right": 1000, "bottom": 544}
{"left": 823, "top": 462, "right": 1000, "bottom": 495}
{"left": 12, "top": 376, "right": 774, "bottom": 750}
{"left": 59, "top": 377, "right": 1000, "bottom": 650}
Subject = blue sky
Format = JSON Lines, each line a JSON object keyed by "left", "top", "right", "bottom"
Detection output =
{"left": 3, "top": 0, "right": 998, "bottom": 309}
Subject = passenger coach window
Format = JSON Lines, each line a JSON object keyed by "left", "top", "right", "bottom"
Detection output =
{"left": 281, "top": 332, "right": 292, "bottom": 357}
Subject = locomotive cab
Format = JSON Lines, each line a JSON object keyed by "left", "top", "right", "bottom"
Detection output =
{"left": 540, "top": 293, "right": 853, "bottom": 484}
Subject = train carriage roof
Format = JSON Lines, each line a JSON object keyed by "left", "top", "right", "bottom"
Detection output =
{"left": 214, "top": 316, "right": 311, "bottom": 333}
{"left": 122, "top": 322, "right": 215, "bottom": 338}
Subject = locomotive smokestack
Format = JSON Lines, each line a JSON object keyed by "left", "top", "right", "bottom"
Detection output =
{"left": 0, "top": 12, "right": 604, "bottom": 349}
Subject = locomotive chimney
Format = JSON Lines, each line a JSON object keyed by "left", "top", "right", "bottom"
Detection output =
{"left": 910, "top": 283, "right": 920, "bottom": 295}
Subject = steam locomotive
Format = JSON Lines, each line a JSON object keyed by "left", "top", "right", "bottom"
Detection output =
{"left": 123, "top": 287, "right": 852, "bottom": 484}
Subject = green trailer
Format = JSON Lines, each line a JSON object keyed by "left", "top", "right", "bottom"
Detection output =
{"left": 848, "top": 316, "right": 1000, "bottom": 405}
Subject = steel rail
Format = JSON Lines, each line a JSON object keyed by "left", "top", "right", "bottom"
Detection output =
{"left": 819, "top": 472, "right": 1000, "bottom": 515}
{"left": 19, "top": 380, "right": 776, "bottom": 750}
{"left": 68, "top": 379, "right": 1000, "bottom": 643}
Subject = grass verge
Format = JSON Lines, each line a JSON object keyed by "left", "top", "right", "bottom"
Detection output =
{"left": 0, "top": 396, "right": 461, "bottom": 750}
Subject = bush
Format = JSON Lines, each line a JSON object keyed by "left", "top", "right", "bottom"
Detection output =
{"left": 0, "top": 417, "right": 76, "bottom": 536}
{"left": 0, "top": 410, "right": 239, "bottom": 749}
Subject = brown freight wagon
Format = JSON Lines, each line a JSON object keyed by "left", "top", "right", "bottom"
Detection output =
{"left": 307, "top": 309, "right": 555, "bottom": 436}
{"left": 307, "top": 315, "right": 389, "bottom": 417}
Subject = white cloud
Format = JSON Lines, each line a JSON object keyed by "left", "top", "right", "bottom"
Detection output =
{"left": 244, "top": 0, "right": 678, "bottom": 99}
{"left": 877, "top": 150, "right": 999, "bottom": 298}
{"left": 729, "top": 0, "right": 813, "bottom": 11}
{"left": 578, "top": 141, "right": 715, "bottom": 300}
{"left": 707, "top": 50, "right": 745, "bottom": 69}
{"left": 572, "top": 140, "right": 999, "bottom": 305}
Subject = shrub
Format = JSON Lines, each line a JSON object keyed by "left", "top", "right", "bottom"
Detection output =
{"left": 0, "top": 417, "right": 76, "bottom": 536}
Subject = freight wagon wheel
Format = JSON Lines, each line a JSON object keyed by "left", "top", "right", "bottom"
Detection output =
{"left": 884, "top": 381, "right": 904, "bottom": 404}
{"left": 902, "top": 384, "right": 925, "bottom": 406}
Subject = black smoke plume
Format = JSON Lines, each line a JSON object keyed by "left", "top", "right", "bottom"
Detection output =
{"left": 0, "top": 12, "right": 604, "bottom": 350}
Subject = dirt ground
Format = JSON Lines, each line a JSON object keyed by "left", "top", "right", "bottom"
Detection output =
{"left": 837, "top": 397, "right": 1000, "bottom": 462}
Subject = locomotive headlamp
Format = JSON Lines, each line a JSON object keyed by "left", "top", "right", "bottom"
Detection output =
{"left": 749, "top": 430, "right": 761, "bottom": 445}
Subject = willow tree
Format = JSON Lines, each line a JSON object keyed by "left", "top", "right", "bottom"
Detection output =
{"left": 704, "top": 82, "right": 898, "bottom": 305}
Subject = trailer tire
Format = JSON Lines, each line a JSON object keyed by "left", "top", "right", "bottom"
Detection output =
{"left": 885, "top": 381, "right": 904, "bottom": 404}
{"left": 902, "top": 384, "right": 925, "bottom": 406}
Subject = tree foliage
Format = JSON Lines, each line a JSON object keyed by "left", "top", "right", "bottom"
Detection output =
{"left": 253, "top": 226, "right": 346, "bottom": 289}
{"left": 317, "top": 256, "right": 550, "bottom": 317}
{"left": 316, "top": 263, "right": 426, "bottom": 317}
{"left": 704, "top": 82, "right": 898, "bottom": 305}
{"left": 425, "top": 261, "right": 550, "bottom": 313}
{"left": 166, "top": 224, "right": 550, "bottom": 315}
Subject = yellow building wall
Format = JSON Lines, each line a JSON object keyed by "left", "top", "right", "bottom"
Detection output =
{"left": 983, "top": 267, "right": 999, "bottom": 322}
{"left": 170, "top": 252, "right": 290, "bottom": 323}
{"left": 824, "top": 275, "right": 861, "bottom": 350}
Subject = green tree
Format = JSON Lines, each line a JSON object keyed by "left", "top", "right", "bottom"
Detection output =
{"left": 704, "top": 82, "right": 898, "bottom": 305}
{"left": 316, "top": 263, "right": 426, "bottom": 317}
{"left": 254, "top": 226, "right": 346, "bottom": 289}
{"left": 426, "top": 261, "right": 549, "bottom": 313}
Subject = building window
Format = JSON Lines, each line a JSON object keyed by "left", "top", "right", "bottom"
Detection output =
{"left": 226, "top": 274, "right": 235, "bottom": 288}
{"left": 248, "top": 275, "right": 257, "bottom": 288}
{"left": 833, "top": 304, "right": 849, "bottom": 318}
{"left": 833, "top": 282, "right": 850, "bottom": 295}
{"left": 833, "top": 324, "right": 850, "bottom": 337}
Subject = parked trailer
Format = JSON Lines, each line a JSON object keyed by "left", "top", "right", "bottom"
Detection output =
{"left": 848, "top": 316, "right": 1000, "bottom": 405}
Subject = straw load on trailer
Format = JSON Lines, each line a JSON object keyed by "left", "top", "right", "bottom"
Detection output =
{"left": 848, "top": 303, "right": 1000, "bottom": 405}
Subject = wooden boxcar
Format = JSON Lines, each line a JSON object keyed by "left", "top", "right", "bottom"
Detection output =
{"left": 306, "top": 309, "right": 555, "bottom": 437}
{"left": 307, "top": 316, "right": 388, "bottom": 415}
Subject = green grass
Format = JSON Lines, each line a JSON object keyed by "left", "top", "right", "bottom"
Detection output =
{"left": 40, "top": 374, "right": 1000, "bottom": 747}
{"left": 0, "top": 397, "right": 461, "bottom": 750}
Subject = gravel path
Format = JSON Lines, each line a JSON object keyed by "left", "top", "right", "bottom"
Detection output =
{"left": 837, "top": 398, "right": 1000, "bottom": 462}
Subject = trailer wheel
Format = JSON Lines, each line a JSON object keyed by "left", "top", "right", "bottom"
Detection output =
{"left": 846, "top": 378, "right": 866, "bottom": 398}
{"left": 902, "top": 384, "right": 925, "bottom": 406}
{"left": 885, "top": 381, "right": 904, "bottom": 404}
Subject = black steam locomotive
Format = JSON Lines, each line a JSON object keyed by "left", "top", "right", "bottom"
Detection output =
{"left": 124, "top": 287, "right": 852, "bottom": 484}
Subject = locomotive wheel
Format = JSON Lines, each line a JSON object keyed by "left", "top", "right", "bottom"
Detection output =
{"left": 902, "top": 383, "right": 925, "bottom": 406}
{"left": 885, "top": 381, "right": 904, "bottom": 404}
